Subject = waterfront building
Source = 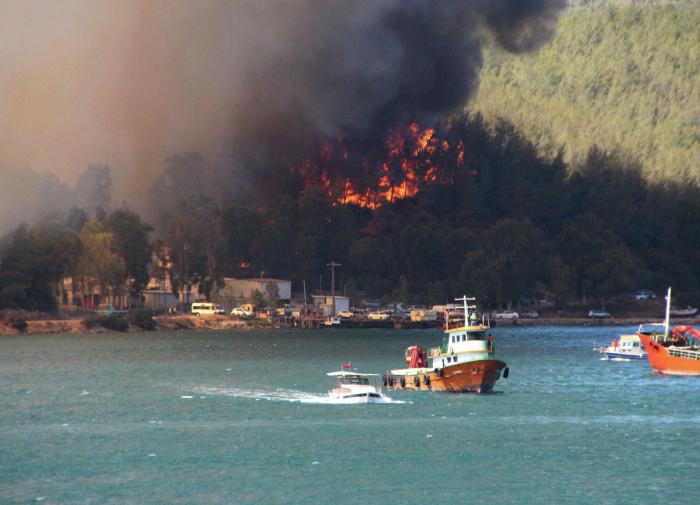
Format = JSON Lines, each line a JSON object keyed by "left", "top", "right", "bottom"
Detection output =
{"left": 218, "top": 277, "right": 292, "bottom": 303}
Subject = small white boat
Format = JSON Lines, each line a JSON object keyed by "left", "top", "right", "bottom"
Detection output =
{"left": 327, "top": 371, "right": 388, "bottom": 403}
{"left": 600, "top": 334, "right": 647, "bottom": 360}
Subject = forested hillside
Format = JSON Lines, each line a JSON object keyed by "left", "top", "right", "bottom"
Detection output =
{"left": 5, "top": 113, "right": 700, "bottom": 312}
{"left": 4, "top": 1, "right": 700, "bottom": 313}
{"left": 473, "top": 0, "right": 700, "bottom": 182}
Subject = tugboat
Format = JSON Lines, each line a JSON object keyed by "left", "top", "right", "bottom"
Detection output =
{"left": 383, "top": 296, "right": 508, "bottom": 393}
{"left": 638, "top": 287, "right": 700, "bottom": 375}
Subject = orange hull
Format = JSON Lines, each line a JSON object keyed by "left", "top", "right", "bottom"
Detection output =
{"left": 638, "top": 333, "right": 700, "bottom": 375}
{"left": 385, "top": 359, "right": 507, "bottom": 393}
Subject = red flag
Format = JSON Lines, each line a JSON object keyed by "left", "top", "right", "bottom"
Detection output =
{"left": 342, "top": 361, "right": 352, "bottom": 369}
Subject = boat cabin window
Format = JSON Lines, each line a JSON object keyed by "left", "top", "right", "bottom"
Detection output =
{"left": 469, "top": 331, "right": 486, "bottom": 341}
{"left": 339, "top": 376, "right": 369, "bottom": 385}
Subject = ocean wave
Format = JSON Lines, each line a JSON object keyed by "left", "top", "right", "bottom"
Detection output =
{"left": 192, "top": 385, "right": 405, "bottom": 404}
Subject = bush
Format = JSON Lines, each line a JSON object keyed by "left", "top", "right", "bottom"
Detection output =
{"left": 84, "top": 314, "right": 129, "bottom": 332}
{"left": 128, "top": 309, "right": 157, "bottom": 331}
{"left": 11, "top": 318, "right": 28, "bottom": 333}
{"left": 1, "top": 311, "right": 28, "bottom": 333}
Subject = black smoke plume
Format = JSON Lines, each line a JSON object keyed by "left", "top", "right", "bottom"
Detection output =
{"left": 0, "top": 0, "right": 565, "bottom": 227}
{"left": 231, "top": 0, "right": 565, "bottom": 159}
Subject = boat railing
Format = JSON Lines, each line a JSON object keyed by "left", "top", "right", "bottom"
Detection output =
{"left": 668, "top": 348, "right": 700, "bottom": 360}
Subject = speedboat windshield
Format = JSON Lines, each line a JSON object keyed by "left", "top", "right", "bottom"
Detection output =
{"left": 339, "top": 376, "right": 369, "bottom": 385}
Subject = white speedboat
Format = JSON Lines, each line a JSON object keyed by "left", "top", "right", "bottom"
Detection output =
{"left": 327, "top": 371, "right": 387, "bottom": 403}
{"left": 600, "top": 334, "right": 647, "bottom": 360}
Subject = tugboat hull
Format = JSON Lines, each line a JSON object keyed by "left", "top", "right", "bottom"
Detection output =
{"left": 638, "top": 333, "right": 700, "bottom": 375}
{"left": 386, "top": 359, "right": 507, "bottom": 394}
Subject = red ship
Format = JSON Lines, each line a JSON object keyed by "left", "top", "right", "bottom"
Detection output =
{"left": 638, "top": 287, "right": 700, "bottom": 375}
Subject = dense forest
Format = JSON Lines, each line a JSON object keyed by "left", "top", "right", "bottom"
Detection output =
{"left": 474, "top": 0, "right": 700, "bottom": 182}
{"left": 2, "top": 1, "right": 699, "bottom": 313}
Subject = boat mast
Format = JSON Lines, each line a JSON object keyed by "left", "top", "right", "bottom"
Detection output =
{"left": 454, "top": 295, "right": 474, "bottom": 327}
{"left": 664, "top": 286, "right": 672, "bottom": 338}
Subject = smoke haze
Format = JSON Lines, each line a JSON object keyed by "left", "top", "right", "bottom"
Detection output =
{"left": 0, "top": 0, "right": 564, "bottom": 233}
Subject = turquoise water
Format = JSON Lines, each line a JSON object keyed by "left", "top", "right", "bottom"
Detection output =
{"left": 1, "top": 326, "right": 699, "bottom": 504}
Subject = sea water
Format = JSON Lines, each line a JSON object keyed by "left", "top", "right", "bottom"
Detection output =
{"left": 1, "top": 327, "right": 699, "bottom": 504}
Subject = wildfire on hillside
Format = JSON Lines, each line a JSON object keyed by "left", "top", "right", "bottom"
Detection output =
{"left": 292, "top": 122, "right": 471, "bottom": 209}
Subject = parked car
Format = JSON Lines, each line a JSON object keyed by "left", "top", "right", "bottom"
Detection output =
{"left": 522, "top": 311, "right": 539, "bottom": 318}
{"left": 337, "top": 310, "right": 354, "bottom": 319}
{"left": 275, "top": 305, "right": 292, "bottom": 317}
{"left": 588, "top": 310, "right": 610, "bottom": 319}
{"left": 230, "top": 306, "right": 254, "bottom": 318}
{"left": 368, "top": 311, "right": 391, "bottom": 320}
{"left": 495, "top": 311, "right": 519, "bottom": 320}
{"left": 635, "top": 290, "right": 656, "bottom": 300}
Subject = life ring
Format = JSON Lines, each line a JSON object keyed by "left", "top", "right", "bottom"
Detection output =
{"left": 503, "top": 367, "right": 509, "bottom": 379}
{"left": 414, "top": 375, "right": 420, "bottom": 387}
{"left": 400, "top": 376, "right": 406, "bottom": 388}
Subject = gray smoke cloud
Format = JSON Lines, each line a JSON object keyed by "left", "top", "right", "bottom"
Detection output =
{"left": 0, "top": 0, "right": 564, "bottom": 232}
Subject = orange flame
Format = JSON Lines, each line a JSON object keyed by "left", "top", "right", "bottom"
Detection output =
{"left": 292, "top": 121, "right": 468, "bottom": 208}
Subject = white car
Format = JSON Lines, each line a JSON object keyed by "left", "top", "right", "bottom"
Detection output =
{"left": 368, "top": 311, "right": 390, "bottom": 321}
{"left": 230, "top": 307, "right": 253, "bottom": 318}
{"left": 588, "top": 310, "right": 610, "bottom": 319}
{"left": 337, "top": 310, "right": 354, "bottom": 319}
{"left": 495, "top": 311, "right": 519, "bottom": 320}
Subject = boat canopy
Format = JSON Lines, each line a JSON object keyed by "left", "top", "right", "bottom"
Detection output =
{"left": 446, "top": 324, "right": 489, "bottom": 333}
{"left": 326, "top": 371, "right": 380, "bottom": 377}
{"left": 618, "top": 334, "right": 641, "bottom": 343}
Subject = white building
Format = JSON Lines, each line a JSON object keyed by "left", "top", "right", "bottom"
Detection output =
{"left": 311, "top": 295, "right": 350, "bottom": 316}
{"left": 142, "top": 290, "right": 181, "bottom": 310}
{"left": 219, "top": 277, "right": 292, "bottom": 303}
{"left": 143, "top": 275, "right": 201, "bottom": 309}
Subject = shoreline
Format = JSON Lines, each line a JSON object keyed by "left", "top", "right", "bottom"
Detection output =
{"left": 1, "top": 313, "right": 697, "bottom": 335}
{"left": 0, "top": 315, "right": 277, "bottom": 336}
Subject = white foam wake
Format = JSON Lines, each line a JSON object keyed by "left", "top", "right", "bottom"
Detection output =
{"left": 192, "top": 385, "right": 405, "bottom": 404}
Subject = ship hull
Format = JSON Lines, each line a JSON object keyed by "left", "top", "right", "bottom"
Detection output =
{"left": 638, "top": 333, "right": 700, "bottom": 375}
{"left": 386, "top": 359, "right": 507, "bottom": 394}
{"left": 603, "top": 351, "right": 646, "bottom": 361}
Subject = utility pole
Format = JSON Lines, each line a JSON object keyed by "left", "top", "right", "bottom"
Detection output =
{"left": 327, "top": 260, "right": 341, "bottom": 317}
{"left": 303, "top": 280, "right": 308, "bottom": 327}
